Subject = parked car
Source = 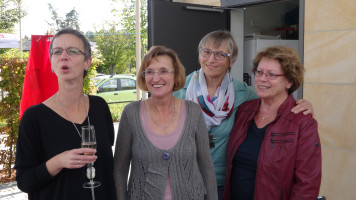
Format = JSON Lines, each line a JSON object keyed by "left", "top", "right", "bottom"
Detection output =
{"left": 93, "top": 74, "right": 137, "bottom": 104}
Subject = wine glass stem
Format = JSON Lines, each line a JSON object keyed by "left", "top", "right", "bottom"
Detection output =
{"left": 88, "top": 163, "right": 93, "bottom": 180}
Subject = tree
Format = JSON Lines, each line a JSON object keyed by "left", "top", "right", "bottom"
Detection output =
{"left": 85, "top": 30, "right": 95, "bottom": 42}
{"left": 46, "top": 3, "right": 80, "bottom": 34}
{"left": 0, "top": 0, "right": 27, "bottom": 33}
{"left": 112, "top": 0, "right": 148, "bottom": 71}
{"left": 84, "top": 0, "right": 148, "bottom": 75}
{"left": 94, "top": 24, "right": 132, "bottom": 75}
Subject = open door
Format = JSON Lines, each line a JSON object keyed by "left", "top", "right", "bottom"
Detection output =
{"left": 148, "top": 0, "right": 229, "bottom": 75}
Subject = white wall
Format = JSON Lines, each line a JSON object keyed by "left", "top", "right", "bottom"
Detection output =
{"left": 230, "top": 9, "right": 245, "bottom": 82}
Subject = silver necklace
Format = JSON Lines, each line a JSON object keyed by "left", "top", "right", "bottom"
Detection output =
{"left": 149, "top": 98, "right": 175, "bottom": 129}
{"left": 56, "top": 92, "right": 90, "bottom": 137}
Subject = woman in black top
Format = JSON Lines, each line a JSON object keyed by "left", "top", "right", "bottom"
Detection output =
{"left": 14, "top": 28, "right": 116, "bottom": 200}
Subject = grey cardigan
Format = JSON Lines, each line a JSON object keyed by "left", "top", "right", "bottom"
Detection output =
{"left": 113, "top": 100, "right": 217, "bottom": 200}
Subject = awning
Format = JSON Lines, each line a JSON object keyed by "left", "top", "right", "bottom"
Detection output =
{"left": 0, "top": 33, "right": 20, "bottom": 48}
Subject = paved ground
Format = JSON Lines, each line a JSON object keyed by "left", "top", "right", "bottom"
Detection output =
{"left": 0, "top": 122, "right": 119, "bottom": 200}
{"left": 0, "top": 181, "right": 27, "bottom": 200}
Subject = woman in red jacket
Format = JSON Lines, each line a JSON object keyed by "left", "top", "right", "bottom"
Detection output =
{"left": 223, "top": 46, "right": 321, "bottom": 200}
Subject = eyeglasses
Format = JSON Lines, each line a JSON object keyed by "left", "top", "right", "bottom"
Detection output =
{"left": 253, "top": 69, "right": 285, "bottom": 80}
{"left": 50, "top": 47, "right": 85, "bottom": 56}
{"left": 200, "top": 48, "right": 231, "bottom": 60}
{"left": 142, "top": 69, "right": 175, "bottom": 78}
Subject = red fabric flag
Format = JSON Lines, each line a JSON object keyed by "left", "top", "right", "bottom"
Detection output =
{"left": 19, "top": 35, "right": 58, "bottom": 118}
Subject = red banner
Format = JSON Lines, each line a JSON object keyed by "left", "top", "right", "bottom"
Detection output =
{"left": 19, "top": 35, "right": 58, "bottom": 118}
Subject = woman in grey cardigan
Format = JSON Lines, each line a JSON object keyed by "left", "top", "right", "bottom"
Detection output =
{"left": 113, "top": 46, "right": 217, "bottom": 200}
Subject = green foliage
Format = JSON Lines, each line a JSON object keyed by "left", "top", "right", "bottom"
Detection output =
{"left": 0, "top": 119, "right": 6, "bottom": 128}
{"left": 85, "top": 31, "right": 95, "bottom": 42}
{"left": 115, "top": 0, "right": 148, "bottom": 67}
{"left": 118, "top": 0, "right": 148, "bottom": 46}
{"left": 94, "top": 26, "right": 133, "bottom": 75}
{"left": 0, "top": 49, "right": 28, "bottom": 179}
{"left": 92, "top": 0, "right": 148, "bottom": 75}
{"left": 0, "top": 48, "right": 10, "bottom": 55}
{"left": 83, "top": 50, "right": 102, "bottom": 95}
{"left": 108, "top": 103, "right": 129, "bottom": 122}
{"left": 46, "top": 3, "right": 80, "bottom": 34}
{"left": 0, "top": 0, "right": 27, "bottom": 33}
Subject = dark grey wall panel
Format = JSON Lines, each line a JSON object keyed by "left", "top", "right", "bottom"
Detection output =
{"left": 148, "top": 0, "right": 229, "bottom": 75}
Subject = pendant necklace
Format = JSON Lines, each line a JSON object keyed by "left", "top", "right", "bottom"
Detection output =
{"left": 149, "top": 98, "right": 175, "bottom": 129}
{"left": 260, "top": 112, "right": 276, "bottom": 121}
{"left": 57, "top": 92, "right": 97, "bottom": 200}
{"left": 261, "top": 115, "right": 266, "bottom": 120}
{"left": 56, "top": 92, "right": 90, "bottom": 137}
{"left": 260, "top": 113, "right": 269, "bottom": 121}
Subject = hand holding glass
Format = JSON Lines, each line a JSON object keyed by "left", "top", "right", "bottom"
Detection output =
{"left": 81, "top": 125, "right": 101, "bottom": 188}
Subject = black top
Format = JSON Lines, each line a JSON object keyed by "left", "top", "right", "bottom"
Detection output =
{"left": 230, "top": 120, "right": 267, "bottom": 200}
{"left": 14, "top": 95, "right": 116, "bottom": 200}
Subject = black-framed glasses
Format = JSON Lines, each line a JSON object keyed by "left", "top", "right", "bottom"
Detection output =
{"left": 50, "top": 47, "right": 85, "bottom": 56}
{"left": 253, "top": 69, "right": 285, "bottom": 80}
{"left": 199, "top": 48, "right": 231, "bottom": 60}
{"left": 142, "top": 69, "right": 175, "bottom": 78}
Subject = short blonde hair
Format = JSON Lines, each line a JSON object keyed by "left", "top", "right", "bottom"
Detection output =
{"left": 198, "top": 30, "right": 238, "bottom": 65}
{"left": 137, "top": 46, "right": 186, "bottom": 91}
{"left": 253, "top": 46, "right": 305, "bottom": 94}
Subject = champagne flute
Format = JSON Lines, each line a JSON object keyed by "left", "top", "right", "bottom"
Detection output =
{"left": 81, "top": 125, "right": 101, "bottom": 188}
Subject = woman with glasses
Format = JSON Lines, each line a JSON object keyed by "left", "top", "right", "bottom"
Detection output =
{"left": 223, "top": 46, "right": 321, "bottom": 200}
{"left": 14, "top": 28, "right": 117, "bottom": 200}
{"left": 113, "top": 46, "right": 217, "bottom": 200}
{"left": 174, "top": 30, "right": 314, "bottom": 199}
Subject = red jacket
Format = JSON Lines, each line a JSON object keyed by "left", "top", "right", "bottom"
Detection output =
{"left": 223, "top": 95, "right": 321, "bottom": 200}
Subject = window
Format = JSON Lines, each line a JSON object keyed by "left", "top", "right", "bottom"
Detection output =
{"left": 100, "top": 79, "right": 118, "bottom": 92}
{"left": 120, "top": 78, "right": 136, "bottom": 90}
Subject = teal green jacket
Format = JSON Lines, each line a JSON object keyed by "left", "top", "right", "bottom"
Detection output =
{"left": 174, "top": 72, "right": 258, "bottom": 186}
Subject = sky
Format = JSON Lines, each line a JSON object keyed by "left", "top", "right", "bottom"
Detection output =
{"left": 15, "top": 0, "right": 122, "bottom": 38}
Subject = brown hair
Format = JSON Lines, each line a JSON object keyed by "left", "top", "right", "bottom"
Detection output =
{"left": 49, "top": 28, "right": 91, "bottom": 77}
{"left": 137, "top": 46, "right": 186, "bottom": 91}
{"left": 253, "top": 46, "right": 305, "bottom": 94}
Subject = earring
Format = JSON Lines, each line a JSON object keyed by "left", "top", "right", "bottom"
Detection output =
{"left": 228, "top": 67, "right": 232, "bottom": 82}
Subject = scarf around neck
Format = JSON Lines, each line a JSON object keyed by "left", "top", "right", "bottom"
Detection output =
{"left": 186, "top": 69, "right": 234, "bottom": 131}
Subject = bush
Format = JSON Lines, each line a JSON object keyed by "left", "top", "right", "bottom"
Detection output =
{"left": 0, "top": 49, "right": 28, "bottom": 182}
{"left": 108, "top": 102, "right": 129, "bottom": 122}
{"left": 83, "top": 53, "right": 101, "bottom": 95}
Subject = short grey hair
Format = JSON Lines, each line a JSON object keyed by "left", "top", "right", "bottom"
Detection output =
{"left": 198, "top": 30, "right": 238, "bottom": 65}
